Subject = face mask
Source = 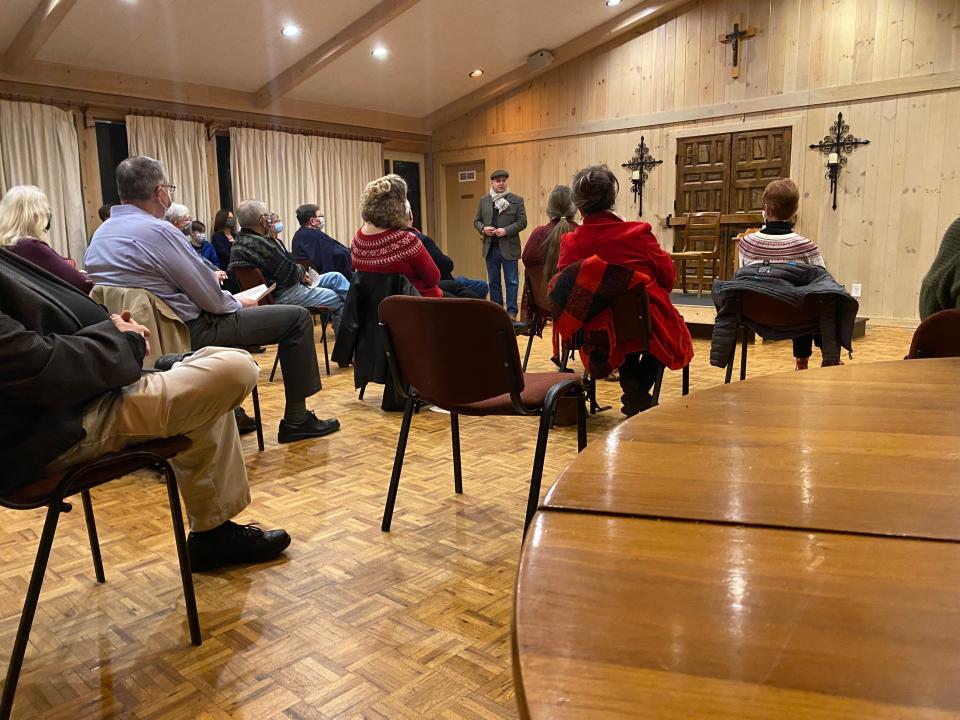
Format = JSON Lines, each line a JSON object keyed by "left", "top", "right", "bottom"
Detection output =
{"left": 44, "top": 216, "right": 51, "bottom": 232}
{"left": 274, "top": 221, "right": 284, "bottom": 234}
{"left": 196, "top": 233, "right": 206, "bottom": 243}
{"left": 226, "top": 219, "right": 238, "bottom": 232}
{"left": 182, "top": 223, "right": 192, "bottom": 235}
{"left": 318, "top": 216, "right": 325, "bottom": 230}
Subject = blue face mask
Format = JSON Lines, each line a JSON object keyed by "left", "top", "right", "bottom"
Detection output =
{"left": 274, "top": 221, "right": 284, "bottom": 234}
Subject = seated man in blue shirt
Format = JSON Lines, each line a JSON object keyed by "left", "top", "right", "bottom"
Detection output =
{"left": 85, "top": 155, "right": 339, "bottom": 444}
{"left": 292, "top": 204, "right": 352, "bottom": 278}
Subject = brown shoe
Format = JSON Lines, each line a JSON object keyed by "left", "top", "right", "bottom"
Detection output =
{"left": 795, "top": 358, "right": 809, "bottom": 371}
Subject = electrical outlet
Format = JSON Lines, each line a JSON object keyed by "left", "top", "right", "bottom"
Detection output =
{"left": 851, "top": 283, "right": 862, "bottom": 298}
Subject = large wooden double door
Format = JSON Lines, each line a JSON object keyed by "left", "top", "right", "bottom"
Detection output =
{"left": 674, "top": 126, "right": 792, "bottom": 278}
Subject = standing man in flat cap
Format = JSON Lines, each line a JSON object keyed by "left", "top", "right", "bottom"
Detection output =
{"left": 474, "top": 169, "right": 527, "bottom": 319}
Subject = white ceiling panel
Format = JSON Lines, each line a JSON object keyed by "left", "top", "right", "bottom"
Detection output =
{"left": 287, "top": 0, "right": 648, "bottom": 115}
{"left": 36, "top": 0, "right": 385, "bottom": 91}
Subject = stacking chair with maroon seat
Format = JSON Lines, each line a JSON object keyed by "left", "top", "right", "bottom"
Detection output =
{"left": 906, "top": 310, "right": 960, "bottom": 359}
{"left": 0, "top": 437, "right": 200, "bottom": 719}
{"left": 521, "top": 265, "right": 553, "bottom": 371}
{"left": 723, "top": 290, "right": 825, "bottom": 383}
{"left": 232, "top": 266, "right": 333, "bottom": 378}
{"left": 561, "top": 284, "right": 690, "bottom": 408}
{"left": 378, "top": 296, "right": 588, "bottom": 536}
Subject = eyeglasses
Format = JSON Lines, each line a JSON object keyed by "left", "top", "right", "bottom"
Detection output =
{"left": 158, "top": 184, "right": 177, "bottom": 197}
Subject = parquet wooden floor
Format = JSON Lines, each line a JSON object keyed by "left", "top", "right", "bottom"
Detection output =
{"left": 0, "top": 322, "right": 915, "bottom": 719}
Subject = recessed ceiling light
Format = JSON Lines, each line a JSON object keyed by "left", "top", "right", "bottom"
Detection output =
{"left": 469, "top": 69, "right": 484, "bottom": 78}
{"left": 281, "top": 25, "right": 301, "bottom": 38}
{"left": 371, "top": 46, "right": 389, "bottom": 59}
{"left": 606, "top": 0, "right": 623, "bottom": 6}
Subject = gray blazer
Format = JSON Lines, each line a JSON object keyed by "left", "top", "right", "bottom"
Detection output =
{"left": 474, "top": 192, "right": 527, "bottom": 261}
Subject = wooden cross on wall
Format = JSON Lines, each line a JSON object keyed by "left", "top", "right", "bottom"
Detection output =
{"left": 719, "top": 17, "right": 757, "bottom": 79}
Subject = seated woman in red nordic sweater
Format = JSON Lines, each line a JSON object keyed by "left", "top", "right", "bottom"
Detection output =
{"left": 558, "top": 165, "right": 692, "bottom": 416}
{"left": 351, "top": 174, "right": 442, "bottom": 297}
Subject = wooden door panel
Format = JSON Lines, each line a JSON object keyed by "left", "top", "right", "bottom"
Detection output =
{"left": 676, "top": 135, "right": 730, "bottom": 215}
{"left": 730, "top": 128, "right": 792, "bottom": 213}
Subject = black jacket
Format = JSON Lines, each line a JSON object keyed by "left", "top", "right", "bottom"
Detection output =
{"left": 291, "top": 226, "right": 352, "bottom": 277}
{"left": 331, "top": 272, "right": 419, "bottom": 389}
{"left": 710, "top": 263, "right": 858, "bottom": 367}
{"left": 0, "top": 249, "right": 146, "bottom": 491}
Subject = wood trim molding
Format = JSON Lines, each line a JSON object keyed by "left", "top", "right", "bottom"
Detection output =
{"left": 434, "top": 71, "right": 960, "bottom": 153}
{"left": 423, "top": 0, "right": 694, "bottom": 130}
{"left": 254, "top": 0, "right": 422, "bottom": 108}
{"left": 2, "top": 0, "right": 80, "bottom": 73}
{"left": 0, "top": 61, "right": 430, "bottom": 139}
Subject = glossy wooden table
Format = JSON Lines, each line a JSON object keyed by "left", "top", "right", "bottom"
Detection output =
{"left": 515, "top": 512, "right": 960, "bottom": 719}
{"left": 515, "top": 359, "right": 960, "bottom": 718}
{"left": 544, "top": 358, "right": 960, "bottom": 541}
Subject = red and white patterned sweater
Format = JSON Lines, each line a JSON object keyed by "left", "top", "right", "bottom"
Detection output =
{"left": 739, "top": 221, "right": 825, "bottom": 268}
{"left": 351, "top": 227, "right": 442, "bottom": 297}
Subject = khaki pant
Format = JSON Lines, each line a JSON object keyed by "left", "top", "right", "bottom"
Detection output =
{"left": 48, "top": 347, "right": 259, "bottom": 531}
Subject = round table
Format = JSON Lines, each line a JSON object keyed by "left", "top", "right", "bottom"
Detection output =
{"left": 514, "top": 359, "right": 960, "bottom": 719}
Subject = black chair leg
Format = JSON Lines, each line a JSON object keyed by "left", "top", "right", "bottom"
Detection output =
{"left": 576, "top": 391, "right": 587, "bottom": 452}
{"left": 1, "top": 501, "right": 65, "bottom": 720}
{"left": 269, "top": 354, "right": 280, "bottom": 382}
{"left": 524, "top": 403, "right": 556, "bottom": 537}
{"left": 451, "top": 413, "right": 463, "bottom": 494}
{"left": 321, "top": 316, "right": 331, "bottom": 376}
{"left": 80, "top": 490, "right": 105, "bottom": 584}
{"left": 522, "top": 333, "right": 534, "bottom": 372}
{"left": 163, "top": 464, "right": 201, "bottom": 647}
{"left": 724, "top": 337, "right": 736, "bottom": 384}
{"left": 682, "top": 364, "right": 690, "bottom": 396}
{"left": 651, "top": 365, "right": 667, "bottom": 406}
{"left": 739, "top": 331, "right": 749, "bottom": 381}
{"left": 250, "top": 386, "right": 264, "bottom": 452}
{"left": 382, "top": 397, "right": 415, "bottom": 531}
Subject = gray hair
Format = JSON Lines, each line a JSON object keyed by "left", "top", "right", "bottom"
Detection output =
{"left": 116, "top": 155, "right": 167, "bottom": 202}
{"left": 164, "top": 203, "right": 190, "bottom": 226}
{"left": 236, "top": 199, "right": 269, "bottom": 228}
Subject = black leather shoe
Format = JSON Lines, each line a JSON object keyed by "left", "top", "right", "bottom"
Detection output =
{"left": 188, "top": 522, "right": 291, "bottom": 572}
{"left": 154, "top": 352, "right": 192, "bottom": 371}
{"left": 234, "top": 407, "right": 257, "bottom": 435}
{"left": 277, "top": 411, "right": 341, "bottom": 443}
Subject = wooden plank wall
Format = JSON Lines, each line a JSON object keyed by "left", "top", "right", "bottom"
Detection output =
{"left": 432, "top": 0, "right": 960, "bottom": 324}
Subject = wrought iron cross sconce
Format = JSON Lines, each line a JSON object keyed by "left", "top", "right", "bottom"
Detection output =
{"left": 808, "top": 112, "right": 870, "bottom": 211}
{"left": 621, "top": 136, "right": 662, "bottom": 216}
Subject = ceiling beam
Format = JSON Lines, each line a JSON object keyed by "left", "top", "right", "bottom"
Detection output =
{"left": 2, "top": 0, "right": 80, "bottom": 73}
{"left": 424, "top": 0, "right": 693, "bottom": 130}
{"left": 253, "top": 0, "right": 423, "bottom": 108}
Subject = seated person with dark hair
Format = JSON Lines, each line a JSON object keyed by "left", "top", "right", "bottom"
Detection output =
{"left": 84, "top": 156, "right": 339, "bottom": 444}
{"left": 188, "top": 220, "right": 220, "bottom": 267}
{"left": 402, "top": 202, "right": 488, "bottom": 299}
{"left": 292, "top": 204, "right": 352, "bottom": 277}
{"left": 0, "top": 247, "right": 290, "bottom": 571}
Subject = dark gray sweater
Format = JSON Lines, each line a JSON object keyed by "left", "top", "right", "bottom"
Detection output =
{"left": 920, "top": 217, "right": 960, "bottom": 319}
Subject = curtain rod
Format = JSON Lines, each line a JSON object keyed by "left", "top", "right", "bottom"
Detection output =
{"left": 0, "top": 93, "right": 386, "bottom": 144}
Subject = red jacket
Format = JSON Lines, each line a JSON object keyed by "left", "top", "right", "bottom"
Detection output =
{"left": 558, "top": 211, "right": 693, "bottom": 370}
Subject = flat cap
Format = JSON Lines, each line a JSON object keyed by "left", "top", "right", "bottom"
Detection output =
{"left": 490, "top": 169, "right": 509, "bottom": 180}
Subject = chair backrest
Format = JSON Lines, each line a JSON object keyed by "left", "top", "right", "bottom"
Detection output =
{"left": 907, "top": 310, "right": 960, "bottom": 359}
{"left": 378, "top": 296, "right": 525, "bottom": 406}
{"left": 683, "top": 212, "right": 722, "bottom": 253}
{"left": 737, "top": 289, "right": 821, "bottom": 327}
{"left": 524, "top": 264, "right": 552, "bottom": 316}
{"left": 89, "top": 285, "right": 191, "bottom": 367}
{"left": 233, "top": 266, "right": 275, "bottom": 305}
{"left": 582, "top": 284, "right": 653, "bottom": 351}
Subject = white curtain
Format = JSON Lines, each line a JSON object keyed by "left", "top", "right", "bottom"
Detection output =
{"left": 230, "top": 126, "right": 382, "bottom": 247}
{"left": 0, "top": 100, "right": 86, "bottom": 261}
{"left": 127, "top": 115, "right": 211, "bottom": 227}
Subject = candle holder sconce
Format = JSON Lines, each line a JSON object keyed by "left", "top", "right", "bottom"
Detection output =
{"left": 808, "top": 112, "right": 870, "bottom": 211}
{"left": 621, "top": 136, "right": 662, "bottom": 216}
